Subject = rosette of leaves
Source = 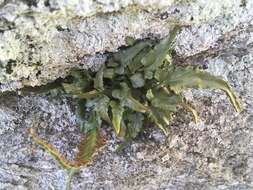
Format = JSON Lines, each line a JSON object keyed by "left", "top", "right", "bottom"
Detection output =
{"left": 62, "top": 26, "right": 242, "bottom": 156}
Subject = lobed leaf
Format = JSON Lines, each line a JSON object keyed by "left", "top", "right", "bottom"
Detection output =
{"left": 110, "top": 101, "right": 124, "bottom": 135}
{"left": 130, "top": 73, "right": 145, "bottom": 88}
{"left": 127, "top": 47, "right": 151, "bottom": 73}
{"left": 149, "top": 89, "right": 184, "bottom": 112}
{"left": 30, "top": 128, "right": 79, "bottom": 170}
{"left": 76, "top": 127, "right": 106, "bottom": 165}
{"left": 125, "top": 112, "right": 144, "bottom": 140}
{"left": 164, "top": 66, "right": 243, "bottom": 113}
{"left": 113, "top": 41, "right": 151, "bottom": 66}
{"left": 142, "top": 26, "right": 180, "bottom": 72}
{"left": 112, "top": 83, "right": 148, "bottom": 113}
{"left": 148, "top": 107, "right": 172, "bottom": 136}
{"left": 82, "top": 112, "right": 101, "bottom": 134}
{"left": 62, "top": 70, "right": 92, "bottom": 94}
{"left": 94, "top": 96, "right": 111, "bottom": 123}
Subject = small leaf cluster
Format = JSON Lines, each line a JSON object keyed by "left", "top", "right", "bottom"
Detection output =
{"left": 62, "top": 26, "right": 242, "bottom": 144}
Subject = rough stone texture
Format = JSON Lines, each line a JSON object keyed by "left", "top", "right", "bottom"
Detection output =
{"left": 0, "top": 0, "right": 253, "bottom": 190}
{"left": 0, "top": 0, "right": 253, "bottom": 91}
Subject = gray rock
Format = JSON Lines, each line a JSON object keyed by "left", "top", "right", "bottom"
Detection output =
{"left": 0, "top": 0, "right": 253, "bottom": 190}
{"left": 0, "top": 0, "right": 253, "bottom": 91}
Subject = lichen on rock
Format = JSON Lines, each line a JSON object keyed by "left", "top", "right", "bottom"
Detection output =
{"left": 0, "top": 0, "right": 253, "bottom": 189}
{"left": 0, "top": 0, "right": 253, "bottom": 92}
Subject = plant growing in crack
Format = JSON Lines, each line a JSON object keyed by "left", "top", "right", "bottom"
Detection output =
{"left": 30, "top": 26, "right": 242, "bottom": 189}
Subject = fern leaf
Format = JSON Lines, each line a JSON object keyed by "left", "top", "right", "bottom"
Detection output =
{"left": 110, "top": 101, "right": 124, "bottom": 135}
{"left": 76, "top": 128, "right": 106, "bottom": 165}
{"left": 142, "top": 26, "right": 180, "bottom": 70}
{"left": 112, "top": 83, "right": 149, "bottom": 113}
{"left": 92, "top": 96, "right": 111, "bottom": 124}
{"left": 179, "top": 102, "right": 200, "bottom": 124}
{"left": 113, "top": 41, "right": 151, "bottom": 65}
{"left": 148, "top": 107, "right": 171, "bottom": 136}
{"left": 94, "top": 64, "right": 104, "bottom": 91}
{"left": 164, "top": 66, "right": 243, "bottom": 113}
{"left": 30, "top": 128, "right": 79, "bottom": 170}
{"left": 125, "top": 112, "right": 144, "bottom": 140}
{"left": 149, "top": 89, "right": 184, "bottom": 112}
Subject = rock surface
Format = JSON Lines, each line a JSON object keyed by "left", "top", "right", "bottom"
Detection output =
{"left": 0, "top": 0, "right": 253, "bottom": 190}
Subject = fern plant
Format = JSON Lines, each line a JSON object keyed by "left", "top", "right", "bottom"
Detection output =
{"left": 30, "top": 26, "right": 242, "bottom": 189}
{"left": 62, "top": 26, "right": 242, "bottom": 149}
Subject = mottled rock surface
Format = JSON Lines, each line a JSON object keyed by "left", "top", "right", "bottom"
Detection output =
{"left": 0, "top": 0, "right": 253, "bottom": 190}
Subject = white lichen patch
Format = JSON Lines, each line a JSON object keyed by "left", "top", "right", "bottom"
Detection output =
{"left": 0, "top": 0, "right": 253, "bottom": 93}
{"left": 0, "top": 31, "right": 22, "bottom": 61}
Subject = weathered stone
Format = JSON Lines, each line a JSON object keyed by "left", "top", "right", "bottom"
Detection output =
{"left": 0, "top": 0, "right": 253, "bottom": 91}
{"left": 0, "top": 0, "right": 253, "bottom": 190}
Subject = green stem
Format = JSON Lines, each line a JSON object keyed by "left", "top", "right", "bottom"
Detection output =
{"left": 66, "top": 169, "right": 79, "bottom": 190}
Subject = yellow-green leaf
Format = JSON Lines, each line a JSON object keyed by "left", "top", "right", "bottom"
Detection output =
{"left": 110, "top": 101, "right": 124, "bottom": 135}
{"left": 75, "top": 90, "right": 101, "bottom": 99}
{"left": 30, "top": 128, "right": 79, "bottom": 170}
{"left": 164, "top": 66, "right": 242, "bottom": 113}
{"left": 103, "top": 68, "right": 115, "bottom": 79}
{"left": 94, "top": 96, "right": 111, "bottom": 123}
{"left": 76, "top": 128, "right": 106, "bottom": 165}
{"left": 82, "top": 112, "right": 102, "bottom": 134}
{"left": 179, "top": 102, "right": 200, "bottom": 124}
{"left": 150, "top": 90, "right": 184, "bottom": 112}
{"left": 127, "top": 96, "right": 149, "bottom": 113}
{"left": 62, "top": 83, "right": 83, "bottom": 94}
